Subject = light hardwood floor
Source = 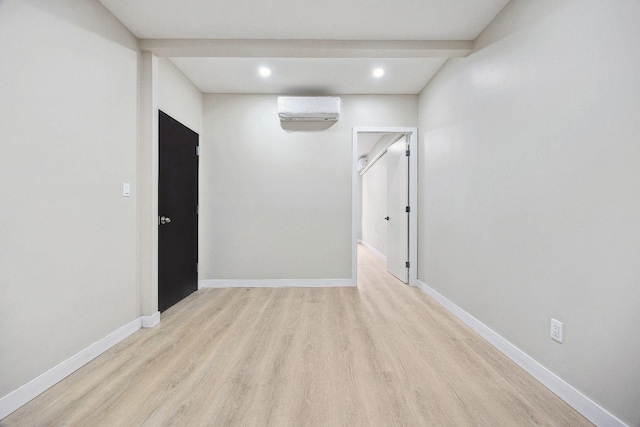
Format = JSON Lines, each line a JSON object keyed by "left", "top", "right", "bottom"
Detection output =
{"left": 2, "top": 245, "right": 591, "bottom": 426}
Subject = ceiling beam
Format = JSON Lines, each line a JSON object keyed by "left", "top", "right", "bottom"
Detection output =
{"left": 139, "top": 39, "right": 473, "bottom": 58}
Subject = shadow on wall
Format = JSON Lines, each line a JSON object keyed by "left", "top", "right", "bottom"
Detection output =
{"left": 280, "top": 121, "right": 337, "bottom": 132}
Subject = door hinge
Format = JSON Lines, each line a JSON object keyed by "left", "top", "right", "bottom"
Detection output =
{"left": 196, "top": 146, "right": 200, "bottom": 156}
{"left": 196, "top": 204, "right": 199, "bottom": 214}
{"left": 405, "top": 261, "right": 410, "bottom": 268}
{"left": 406, "top": 206, "right": 410, "bottom": 213}
{"left": 406, "top": 149, "right": 410, "bottom": 157}
{"left": 196, "top": 263, "right": 198, "bottom": 273}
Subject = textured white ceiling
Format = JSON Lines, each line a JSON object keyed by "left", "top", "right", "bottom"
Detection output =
{"left": 99, "top": 0, "right": 510, "bottom": 94}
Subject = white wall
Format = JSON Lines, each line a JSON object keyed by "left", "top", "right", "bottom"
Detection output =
{"left": 201, "top": 95, "right": 417, "bottom": 281}
{"left": 158, "top": 58, "right": 203, "bottom": 135}
{"left": 0, "top": 0, "right": 139, "bottom": 399}
{"left": 361, "top": 154, "right": 387, "bottom": 257}
{"left": 417, "top": 1, "right": 640, "bottom": 424}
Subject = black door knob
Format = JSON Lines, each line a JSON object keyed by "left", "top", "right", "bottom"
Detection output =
{"left": 385, "top": 216, "right": 390, "bottom": 220}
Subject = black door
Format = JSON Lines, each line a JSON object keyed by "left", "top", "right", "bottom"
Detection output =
{"left": 158, "top": 111, "right": 199, "bottom": 312}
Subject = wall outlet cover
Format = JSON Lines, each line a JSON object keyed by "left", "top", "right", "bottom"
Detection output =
{"left": 551, "top": 318, "right": 563, "bottom": 343}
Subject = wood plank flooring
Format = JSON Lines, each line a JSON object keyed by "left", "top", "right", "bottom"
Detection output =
{"left": 1, "top": 245, "right": 592, "bottom": 426}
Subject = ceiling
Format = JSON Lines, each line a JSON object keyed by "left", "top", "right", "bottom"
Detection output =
{"left": 170, "top": 57, "right": 447, "bottom": 95}
{"left": 357, "top": 133, "right": 405, "bottom": 160}
{"left": 100, "top": 0, "right": 510, "bottom": 94}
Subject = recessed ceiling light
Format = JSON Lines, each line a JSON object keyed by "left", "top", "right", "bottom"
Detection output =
{"left": 373, "top": 68, "right": 385, "bottom": 78}
{"left": 259, "top": 67, "right": 271, "bottom": 77}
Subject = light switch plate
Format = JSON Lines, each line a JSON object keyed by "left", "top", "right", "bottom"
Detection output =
{"left": 123, "top": 182, "right": 131, "bottom": 197}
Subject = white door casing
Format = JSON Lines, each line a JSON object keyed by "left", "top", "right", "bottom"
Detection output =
{"left": 352, "top": 127, "right": 417, "bottom": 287}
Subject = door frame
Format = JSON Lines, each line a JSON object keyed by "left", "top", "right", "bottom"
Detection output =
{"left": 352, "top": 127, "right": 418, "bottom": 287}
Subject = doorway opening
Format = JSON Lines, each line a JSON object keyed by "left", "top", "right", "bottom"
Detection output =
{"left": 352, "top": 127, "right": 417, "bottom": 287}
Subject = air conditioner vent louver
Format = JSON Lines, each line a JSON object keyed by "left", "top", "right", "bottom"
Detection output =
{"left": 277, "top": 96, "right": 341, "bottom": 122}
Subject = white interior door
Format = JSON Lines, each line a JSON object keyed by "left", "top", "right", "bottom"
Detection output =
{"left": 386, "top": 136, "right": 409, "bottom": 283}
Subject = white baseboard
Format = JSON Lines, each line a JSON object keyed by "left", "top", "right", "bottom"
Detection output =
{"left": 414, "top": 279, "right": 626, "bottom": 427}
{"left": 0, "top": 317, "right": 143, "bottom": 420}
{"left": 4, "top": 283, "right": 623, "bottom": 427}
{"left": 141, "top": 311, "right": 160, "bottom": 328}
{"left": 358, "top": 240, "right": 387, "bottom": 262}
{"left": 199, "top": 278, "right": 355, "bottom": 289}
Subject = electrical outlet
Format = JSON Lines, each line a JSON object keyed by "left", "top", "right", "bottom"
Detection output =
{"left": 550, "top": 318, "right": 563, "bottom": 343}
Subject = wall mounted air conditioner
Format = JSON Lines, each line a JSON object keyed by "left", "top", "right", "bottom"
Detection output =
{"left": 277, "top": 96, "right": 341, "bottom": 122}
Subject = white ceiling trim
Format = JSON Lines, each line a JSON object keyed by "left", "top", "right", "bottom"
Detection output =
{"left": 139, "top": 39, "right": 473, "bottom": 58}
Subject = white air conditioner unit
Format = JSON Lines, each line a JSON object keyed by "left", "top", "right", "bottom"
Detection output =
{"left": 277, "top": 96, "right": 341, "bottom": 122}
